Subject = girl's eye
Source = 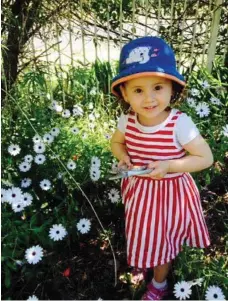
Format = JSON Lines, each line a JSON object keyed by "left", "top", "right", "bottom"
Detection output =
{"left": 134, "top": 88, "right": 143, "bottom": 94}
{"left": 154, "top": 85, "right": 163, "bottom": 91}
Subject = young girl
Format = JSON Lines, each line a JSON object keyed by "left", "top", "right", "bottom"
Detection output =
{"left": 110, "top": 36, "right": 213, "bottom": 300}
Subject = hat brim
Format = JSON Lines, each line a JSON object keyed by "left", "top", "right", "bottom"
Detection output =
{"left": 111, "top": 71, "right": 186, "bottom": 97}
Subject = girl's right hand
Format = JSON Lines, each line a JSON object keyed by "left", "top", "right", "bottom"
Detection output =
{"left": 118, "top": 155, "right": 133, "bottom": 170}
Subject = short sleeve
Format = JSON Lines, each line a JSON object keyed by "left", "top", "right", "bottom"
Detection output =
{"left": 117, "top": 113, "right": 128, "bottom": 133}
{"left": 175, "top": 113, "right": 200, "bottom": 146}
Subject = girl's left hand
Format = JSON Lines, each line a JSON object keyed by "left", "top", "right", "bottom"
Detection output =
{"left": 139, "top": 161, "right": 170, "bottom": 179}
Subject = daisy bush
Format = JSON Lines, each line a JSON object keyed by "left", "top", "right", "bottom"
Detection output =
{"left": 1, "top": 61, "right": 227, "bottom": 300}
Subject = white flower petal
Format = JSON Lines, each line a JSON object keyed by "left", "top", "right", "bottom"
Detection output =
{"left": 40, "top": 179, "right": 51, "bottom": 190}
{"left": 32, "top": 135, "right": 42, "bottom": 144}
{"left": 12, "top": 201, "right": 25, "bottom": 212}
{"left": 91, "top": 156, "right": 101, "bottom": 168}
{"left": 33, "top": 142, "right": 46, "bottom": 154}
{"left": 43, "top": 133, "right": 54, "bottom": 144}
{"left": 50, "top": 127, "right": 60, "bottom": 137}
{"left": 76, "top": 218, "right": 91, "bottom": 234}
{"left": 21, "top": 178, "right": 32, "bottom": 188}
{"left": 90, "top": 167, "right": 101, "bottom": 181}
{"left": 222, "top": 125, "right": 228, "bottom": 137}
{"left": 24, "top": 155, "right": 33, "bottom": 163}
{"left": 34, "top": 154, "right": 46, "bottom": 165}
{"left": 73, "top": 105, "right": 83, "bottom": 117}
{"left": 205, "top": 285, "right": 225, "bottom": 301}
{"left": 8, "top": 144, "right": 21, "bottom": 156}
{"left": 62, "top": 109, "right": 71, "bottom": 118}
{"left": 25, "top": 245, "right": 44, "bottom": 264}
{"left": 71, "top": 127, "right": 79, "bottom": 134}
{"left": 67, "top": 160, "right": 76, "bottom": 170}
{"left": 22, "top": 192, "right": 33, "bottom": 206}
{"left": 5, "top": 187, "right": 23, "bottom": 204}
{"left": 49, "top": 224, "right": 67, "bottom": 241}
{"left": 174, "top": 281, "right": 192, "bottom": 300}
{"left": 108, "top": 188, "right": 120, "bottom": 203}
{"left": 19, "top": 162, "right": 32, "bottom": 172}
{"left": 195, "top": 102, "right": 210, "bottom": 118}
{"left": 27, "top": 295, "right": 39, "bottom": 301}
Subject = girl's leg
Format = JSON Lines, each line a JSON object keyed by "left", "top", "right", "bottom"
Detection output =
{"left": 153, "top": 261, "right": 172, "bottom": 283}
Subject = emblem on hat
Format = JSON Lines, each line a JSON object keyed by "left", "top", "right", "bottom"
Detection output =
{"left": 126, "top": 46, "right": 151, "bottom": 64}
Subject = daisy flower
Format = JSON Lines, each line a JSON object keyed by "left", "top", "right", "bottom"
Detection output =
{"left": 12, "top": 202, "right": 25, "bottom": 213}
{"left": 62, "top": 109, "right": 71, "bottom": 118}
{"left": 95, "top": 112, "right": 100, "bottom": 118}
{"left": 195, "top": 102, "right": 210, "bottom": 118}
{"left": 6, "top": 187, "right": 23, "bottom": 204}
{"left": 188, "top": 277, "right": 204, "bottom": 287}
{"left": 32, "top": 134, "right": 42, "bottom": 144}
{"left": 89, "top": 123, "right": 95, "bottom": 130}
{"left": 21, "top": 178, "right": 32, "bottom": 188}
{"left": 67, "top": 160, "right": 76, "bottom": 170}
{"left": 205, "top": 285, "right": 225, "bottom": 300}
{"left": 57, "top": 172, "right": 63, "bottom": 179}
{"left": 34, "top": 154, "right": 46, "bottom": 165}
{"left": 49, "top": 100, "right": 58, "bottom": 110}
{"left": 104, "top": 133, "right": 111, "bottom": 139}
{"left": 71, "top": 127, "right": 79, "bottom": 134}
{"left": 43, "top": 133, "right": 54, "bottom": 144}
{"left": 222, "top": 125, "right": 228, "bottom": 137}
{"left": 19, "top": 162, "right": 32, "bottom": 172}
{"left": 186, "top": 97, "right": 196, "bottom": 108}
{"left": 50, "top": 127, "right": 60, "bottom": 137}
{"left": 40, "top": 179, "right": 51, "bottom": 190}
{"left": 73, "top": 105, "right": 83, "bottom": 117}
{"left": 88, "top": 102, "right": 94, "bottom": 109}
{"left": 49, "top": 224, "right": 67, "bottom": 241}
{"left": 22, "top": 192, "right": 33, "bottom": 206}
{"left": 191, "top": 88, "right": 200, "bottom": 96}
{"left": 8, "top": 144, "right": 21, "bottom": 156}
{"left": 90, "top": 87, "right": 97, "bottom": 96}
{"left": 201, "top": 80, "right": 210, "bottom": 89}
{"left": 25, "top": 245, "right": 44, "bottom": 264}
{"left": 88, "top": 113, "right": 95, "bottom": 121}
{"left": 82, "top": 133, "right": 87, "bottom": 139}
{"left": 210, "top": 97, "right": 221, "bottom": 106}
{"left": 174, "top": 281, "right": 192, "bottom": 300}
{"left": 111, "top": 162, "right": 119, "bottom": 173}
{"left": 54, "top": 103, "right": 63, "bottom": 113}
{"left": 33, "top": 142, "right": 46, "bottom": 154}
{"left": 91, "top": 156, "right": 101, "bottom": 168}
{"left": 90, "top": 166, "right": 101, "bottom": 181}
{"left": 1, "top": 188, "right": 8, "bottom": 203}
{"left": 76, "top": 218, "right": 91, "bottom": 234}
{"left": 27, "top": 295, "right": 39, "bottom": 301}
{"left": 108, "top": 188, "right": 120, "bottom": 203}
{"left": 24, "top": 155, "right": 33, "bottom": 163}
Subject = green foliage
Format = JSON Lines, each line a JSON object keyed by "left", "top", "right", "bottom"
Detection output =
{"left": 1, "top": 61, "right": 227, "bottom": 300}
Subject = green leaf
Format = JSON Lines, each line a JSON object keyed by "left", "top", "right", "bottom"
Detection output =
{"left": 205, "top": 173, "right": 211, "bottom": 185}
{"left": 4, "top": 267, "right": 11, "bottom": 288}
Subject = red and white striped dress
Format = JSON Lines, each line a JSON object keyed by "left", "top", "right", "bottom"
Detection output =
{"left": 121, "top": 110, "right": 210, "bottom": 268}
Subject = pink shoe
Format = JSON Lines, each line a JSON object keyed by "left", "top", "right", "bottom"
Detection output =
{"left": 141, "top": 282, "right": 169, "bottom": 300}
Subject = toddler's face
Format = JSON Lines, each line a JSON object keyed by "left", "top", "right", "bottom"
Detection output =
{"left": 120, "top": 76, "right": 173, "bottom": 126}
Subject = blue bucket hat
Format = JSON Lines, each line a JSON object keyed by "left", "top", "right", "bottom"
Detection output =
{"left": 111, "top": 36, "right": 185, "bottom": 97}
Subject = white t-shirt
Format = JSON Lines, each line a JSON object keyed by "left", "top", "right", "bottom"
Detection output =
{"left": 117, "top": 109, "right": 200, "bottom": 146}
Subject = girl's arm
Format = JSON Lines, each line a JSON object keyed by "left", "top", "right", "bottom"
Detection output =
{"left": 147, "top": 135, "right": 213, "bottom": 178}
{"left": 168, "top": 135, "right": 214, "bottom": 173}
{"left": 111, "top": 129, "right": 133, "bottom": 168}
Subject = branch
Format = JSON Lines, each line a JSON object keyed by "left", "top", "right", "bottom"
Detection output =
{"left": 17, "top": 41, "right": 61, "bottom": 74}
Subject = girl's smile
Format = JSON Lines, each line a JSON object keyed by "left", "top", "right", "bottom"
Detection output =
{"left": 120, "top": 76, "right": 173, "bottom": 126}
